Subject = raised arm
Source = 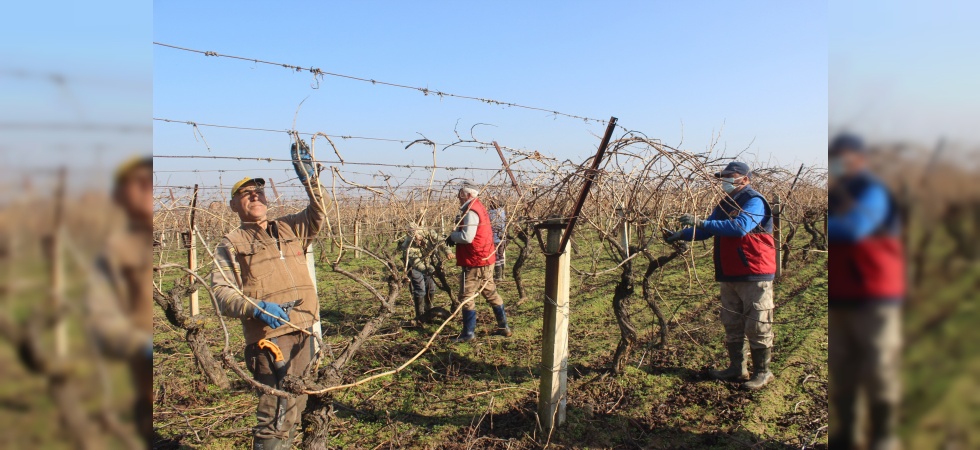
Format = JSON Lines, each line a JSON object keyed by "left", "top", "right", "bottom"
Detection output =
{"left": 700, "top": 197, "right": 766, "bottom": 237}
{"left": 828, "top": 182, "right": 889, "bottom": 243}
{"left": 278, "top": 180, "right": 328, "bottom": 246}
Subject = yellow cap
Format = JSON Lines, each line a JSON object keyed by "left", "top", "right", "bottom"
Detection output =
{"left": 113, "top": 154, "right": 152, "bottom": 186}
{"left": 230, "top": 177, "right": 265, "bottom": 197}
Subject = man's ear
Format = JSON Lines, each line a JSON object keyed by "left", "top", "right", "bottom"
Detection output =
{"left": 229, "top": 198, "right": 239, "bottom": 213}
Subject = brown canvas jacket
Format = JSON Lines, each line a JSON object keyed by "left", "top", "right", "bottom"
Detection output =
{"left": 211, "top": 184, "right": 327, "bottom": 344}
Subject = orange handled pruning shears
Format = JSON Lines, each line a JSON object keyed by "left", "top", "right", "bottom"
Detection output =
{"left": 257, "top": 339, "right": 286, "bottom": 364}
{"left": 257, "top": 338, "right": 288, "bottom": 426}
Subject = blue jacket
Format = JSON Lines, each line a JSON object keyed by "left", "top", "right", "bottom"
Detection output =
{"left": 828, "top": 171, "right": 905, "bottom": 304}
{"left": 678, "top": 186, "right": 776, "bottom": 282}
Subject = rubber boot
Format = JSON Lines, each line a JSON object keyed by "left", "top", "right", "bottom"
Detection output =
{"left": 493, "top": 265, "right": 503, "bottom": 281}
{"left": 709, "top": 342, "right": 749, "bottom": 381}
{"left": 490, "top": 305, "right": 513, "bottom": 337}
{"left": 450, "top": 310, "right": 476, "bottom": 342}
{"left": 742, "top": 347, "right": 775, "bottom": 390}
{"left": 423, "top": 289, "right": 434, "bottom": 313}
{"left": 828, "top": 394, "right": 857, "bottom": 450}
{"left": 283, "top": 427, "right": 298, "bottom": 449}
{"left": 412, "top": 294, "right": 427, "bottom": 324}
{"left": 253, "top": 437, "right": 284, "bottom": 450}
{"left": 869, "top": 401, "right": 900, "bottom": 450}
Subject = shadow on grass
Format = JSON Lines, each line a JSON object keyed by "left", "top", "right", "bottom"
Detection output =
{"left": 334, "top": 398, "right": 815, "bottom": 449}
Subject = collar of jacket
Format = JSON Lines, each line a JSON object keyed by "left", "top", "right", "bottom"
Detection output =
{"left": 239, "top": 220, "right": 272, "bottom": 231}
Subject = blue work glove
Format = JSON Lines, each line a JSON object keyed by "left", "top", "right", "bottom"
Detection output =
{"left": 291, "top": 138, "right": 317, "bottom": 183}
{"left": 665, "top": 230, "right": 684, "bottom": 243}
{"left": 678, "top": 214, "right": 703, "bottom": 228}
{"left": 253, "top": 300, "right": 290, "bottom": 329}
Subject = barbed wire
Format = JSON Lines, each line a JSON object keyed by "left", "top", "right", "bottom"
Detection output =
{"left": 152, "top": 117, "right": 561, "bottom": 160}
{"left": 0, "top": 122, "right": 151, "bottom": 133}
{"left": 154, "top": 118, "right": 486, "bottom": 149}
{"left": 154, "top": 42, "right": 609, "bottom": 125}
{"left": 153, "top": 154, "right": 560, "bottom": 174}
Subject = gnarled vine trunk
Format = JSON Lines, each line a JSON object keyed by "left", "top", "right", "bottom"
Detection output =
{"left": 153, "top": 280, "right": 230, "bottom": 389}
{"left": 611, "top": 257, "right": 636, "bottom": 374}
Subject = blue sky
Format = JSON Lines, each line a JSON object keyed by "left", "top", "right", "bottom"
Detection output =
{"left": 154, "top": 1, "right": 827, "bottom": 198}
{"left": 1, "top": 0, "right": 151, "bottom": 190}
{"left": 830, "top": 0, "right": 980, "bottom": 144}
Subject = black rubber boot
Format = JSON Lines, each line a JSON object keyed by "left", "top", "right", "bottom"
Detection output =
{"left": 869, "top": 401, "right": 900, "bottom": 450}
{"left": 412, "top": 294, "right": 427, "bottom": 323}
{"left": 742, "top": 347, "right": 774, "bottom": 390}
{"left": 709, "top": 342, "right": 749, "bottom": 381}
{"left": 450, "top": 310, "right": 476, "bottom": 342}
{"left": 253, "top": 437, "right": 284, "bottom": 450}
{"left": 493, "top": 265, "right": 503, "bottom": 281}
{"left": 490, "top": 305, "right": 513, "bottom": 337}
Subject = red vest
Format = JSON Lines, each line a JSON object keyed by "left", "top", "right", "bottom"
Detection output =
{"left": 829, "top": 237, "right": 905, "bottom": 301}
{"left": 712, "top": 188, "right": 777, "bottom": 282}
{"left": 828, "top": 173, "right": 906, "bottom": 302}
{"left": 455, "top": 198, "right": 497, "bottom": 267}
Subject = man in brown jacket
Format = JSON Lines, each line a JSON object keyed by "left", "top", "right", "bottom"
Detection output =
{"left": 210, "top": 141, "right": 327, "bottom": 449}
{"left": 87, "top": 155, "right": 154, "bottom": 445}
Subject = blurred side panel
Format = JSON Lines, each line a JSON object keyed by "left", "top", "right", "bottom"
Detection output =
{"left": 0, "top": 0, "right": 152, "bottom": 448}
{"left": 830, "top": 1, "right": 980, "bottom": 448}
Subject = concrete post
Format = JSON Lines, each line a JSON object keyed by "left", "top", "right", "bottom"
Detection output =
{"left": 538, "top": 219, "right": 570, "bottom": 435}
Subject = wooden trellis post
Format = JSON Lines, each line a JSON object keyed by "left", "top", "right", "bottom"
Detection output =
{"left": 538, "top": 219, "right": 570, "bottom": 433}
{"left": 50, "top": 167, "right": 67, "bottom": 358}
{"left": 268, "top": 177, "right": 281, "bottom": 204}
{"left": 536, "top": 115, "right": 617, "bottom": 437}
{"left": 188, "top": 184, "right": 200, "bottom": 316}
{"left": 354, "top": 221, "right": 361, "bottom": 259}
{"left": 306, "top": 244, "right": 322, "bottom": 355}
{"left": 773, "top": 194, "right": 781, "bottom": 279}
{"left": 616, "top": 204, "right": 629, "bottom": 259}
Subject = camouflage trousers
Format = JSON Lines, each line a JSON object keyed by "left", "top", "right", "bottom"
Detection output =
{"left": 244, "top": 331, "right": 313, "bottom": 441}
{"left": 719, "top": 281, "right": 775, "bottom": 349}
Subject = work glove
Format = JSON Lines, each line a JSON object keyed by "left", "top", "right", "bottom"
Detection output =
{"left": 253, "top": 300, "right": 290, "bottom": 329}
{"left": 444, "top": 235, "right": 456, "bottom": 247}
{"left": 665, "top": 230, "right": 684, "bottom": 243}
{"left": 678, "top": 214, "right": 703, "bottom": 228}
{"left": 291, "top": 138, "right": 318, "bottom": 183}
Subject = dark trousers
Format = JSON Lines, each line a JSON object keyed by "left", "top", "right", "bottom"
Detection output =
{"left": 244, "top": 331, "right": 312, "bottom": 440}
{"left": 130, "top": 354, "right": 153, "bottom": 446}
{"left": 408, "top": 269, "right": 436, "bottom": 317}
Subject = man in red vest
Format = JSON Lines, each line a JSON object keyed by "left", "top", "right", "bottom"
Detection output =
{"left": 445, "top": 181, "right": 512, "bottom": 342}
{"left": 827, "top": 134, "right": 904, "bottom": 450}
{"left": 667, "top": 161, "right": 777, "bottom": 390}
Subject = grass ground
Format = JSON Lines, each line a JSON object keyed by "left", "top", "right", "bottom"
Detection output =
{"left": 152, "top": 231, "right": 829, "bottom": 449}
{"left": 900, "top": 225, "right": 980, "bottom": 449}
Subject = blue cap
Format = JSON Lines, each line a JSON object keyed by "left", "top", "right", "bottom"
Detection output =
{"left": 829, "top": 133, "right": 865, "bottom": 156}
{"left": 714, "top": 161, "right": 751, "bottom": 178}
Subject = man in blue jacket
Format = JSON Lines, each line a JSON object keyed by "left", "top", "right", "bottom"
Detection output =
{"left": 827, "top": 134, "right": 904, "bottom": 450}
{"left": 667, "top": 161, "right": 777, "bottom": 390}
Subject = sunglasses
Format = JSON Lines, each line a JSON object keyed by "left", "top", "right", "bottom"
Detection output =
{"left": 236, "top": 187, "right": 266, "bottom": 197}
